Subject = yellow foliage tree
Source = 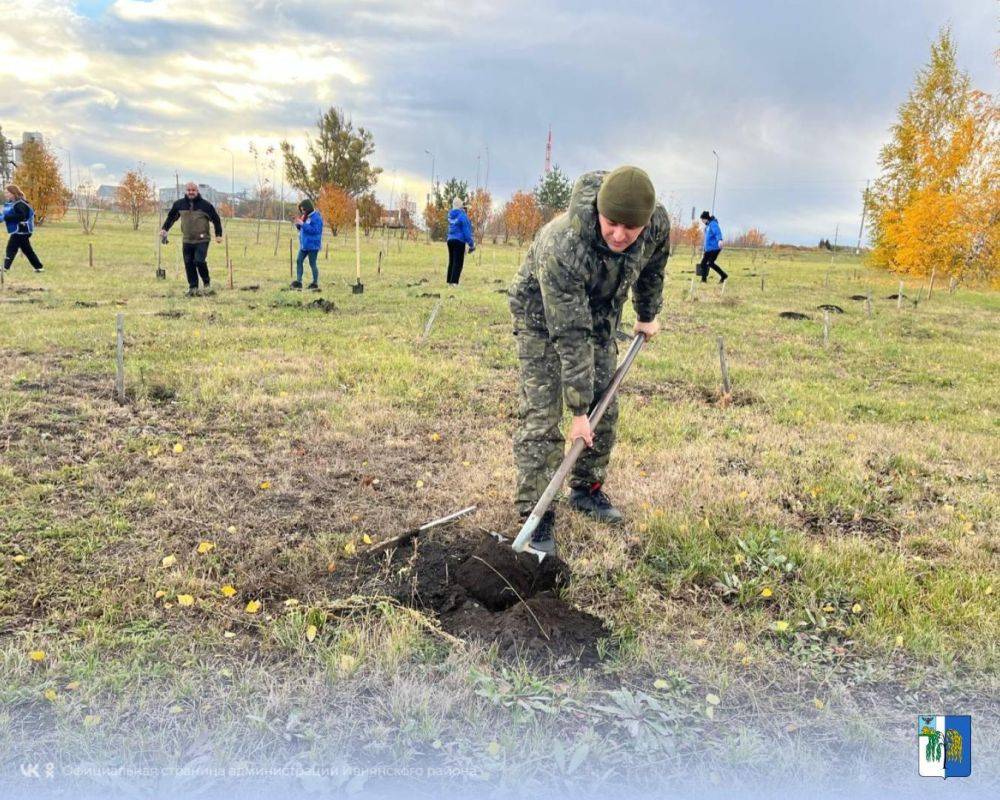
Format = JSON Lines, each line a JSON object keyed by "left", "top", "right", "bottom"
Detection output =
{"left": 12, "top": 140, "right": 70, "bottom": 225}
{"left": 116, "top": 169, "right": 156, "bottom": 230}
{"left": 316, "top": 183, "right": 355, "bottom": 236}
{"left": 503, "top": 191, "right": 543, "bottom": 245}
{"left": 467, "top": 188, "right": 492, "bottom": 242}
{"left": 868, "top": 28, "right": 999, "bottom": 284}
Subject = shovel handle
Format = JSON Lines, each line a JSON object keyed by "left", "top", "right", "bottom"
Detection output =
{"left": 512, "top": 333, "right": 646, "bottom": 552}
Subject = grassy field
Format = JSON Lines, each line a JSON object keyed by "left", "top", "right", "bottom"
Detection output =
{"left": 1, "top": 216, "right": 997, "bottom": 796}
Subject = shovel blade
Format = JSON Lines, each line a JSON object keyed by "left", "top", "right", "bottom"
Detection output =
{"left": 352, "top": 281, "right": 364, "bottom": 294}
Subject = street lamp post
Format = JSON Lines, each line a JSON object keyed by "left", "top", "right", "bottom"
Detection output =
{"left": 711, "top": 149, "right": 719, "bottom": 215}
{"left": 424, "top": 148, "right": 435, "bottom": 204}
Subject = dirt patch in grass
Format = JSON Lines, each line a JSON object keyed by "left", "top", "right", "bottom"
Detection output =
{"left": 778, "top": 311, "right": 811, "bottom": 320}
{"left": 357, "top": 530, "right": 609, "bottom": 667}
{"left": 849, "top": 294, "right": 868, "bottom": 301}
{"left": 800, "top": 510, "right": 902, "bottom": 542}
{"left": 155, "top": 309, "right": 185, "bottom": 319}
{"left": 816, "top": 304, "right": 844, "bottom": 313}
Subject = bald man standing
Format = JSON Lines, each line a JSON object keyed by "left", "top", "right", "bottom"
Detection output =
{"left": 161, "top": 182, "right": 223, "bottom": 297}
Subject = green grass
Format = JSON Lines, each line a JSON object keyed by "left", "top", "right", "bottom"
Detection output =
{"left": 1, "top": 216, "right": 997, "bottom": 793}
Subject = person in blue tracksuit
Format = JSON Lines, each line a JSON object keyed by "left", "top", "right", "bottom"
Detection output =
{"left": 292, "top": 198, "right": 323, "bottom": 290}
{"left": 445, "top": 197, "right": 475, "bottom": 284}
{"left": 698, "top": 210, "right": 728, "bottom": 283}
{"left": 3, "top": 184, "right": 44, "bottom": 273}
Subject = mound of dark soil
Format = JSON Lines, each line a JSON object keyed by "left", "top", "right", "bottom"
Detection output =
{"left": 886, "top": 293, "right": 905, "bottom": 300}
{"left": 816, "top": 304, "right": 844, "bottom": 313}
{"left": 155, "top": 309, "right": 185, "bottom": 319}
{"left": 369, "top": 530, "right": 606, "bottom": 666}
{"left": 849, "top": 294, "right": 868, "bottom": 301}
{"left": 239, "top": 285, "right": 260, "bottom": 292}
{"left": 778, "top": 311, "right": 810, "bottom": 320}
{"left": 308, "top": 298, "right": 336, "bottom": 313}
{"left": 416, "top": 292, "right": 441, "bottom": 299}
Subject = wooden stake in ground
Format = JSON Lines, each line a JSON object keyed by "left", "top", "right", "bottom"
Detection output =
{"left": 89, "top": 242, "right": 94, "bottom": 267}
{"left": 288, "top": 237, "right": 293, "bottom": 279}
{"left": 823, "top": 309, "right": 830, "bottom": 347}
{"left": 352, "top": 208, "right": 364, "bottom": 293}
{"left": 377, "top": 250, "right": 383, "bottom": 276}
{"left": 324, "top": 241, "right": 329, "bottom": 260}
{"left": 717, "top": 336, "right": 732, "bottom": 396}
{"left": 927, "top": 267, "right": 936, "bottom": 299}
{"left": 115, "top": 313, "right": 125, "bottom": 405}
{"left": 420, "top": 300, "right": 442, "bottom": 342}
{"left": 897, "top": 280, "right": 903, "bottom": 310}
{"left": 760, "top": 274, "right": 765, "bottom": 293}
{"left": 226, "top": 235, "right": 233, "bottom": 289}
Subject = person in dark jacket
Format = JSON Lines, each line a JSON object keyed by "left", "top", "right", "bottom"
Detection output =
{"left": 291, "top": 198, "right": 323, "bottom": 290}
{"left": 445, "top": 197, "right": 475, "bottom": 284}
{"left": 160, "top": 182, "right": 223, "bottom": 296}
{"left": 698, "top": 210, "right": 727, "bottom": 283}
{"left": 3, "top": 184, "right": 44, "bottom": 273}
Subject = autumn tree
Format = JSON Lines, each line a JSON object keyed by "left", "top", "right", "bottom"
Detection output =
{"left": 467, "top": 188, "right": 492, "bottom": 242}
{"left": 116, "top": 169, "right": 156, "bottom": 230}
{"left": 75, "top": 181, "right": 101, "bottom": 234}
{"left": 732, "top": 228, "right": 768, "bottom": 248}
{"left": 12, "top": 139, "right": 70, "bottom": 224}
{"left": 281, "top": 107, "right": 382, "bottom": 200}
{"left": 357, "top": 192, "right": 384, "bottom": 236}
{"left": 316, "top": 183, "right": 355, "bottom": 236}
{"left": 503, "top": 191, "right": 543, "bottom": 245}
{"left": 534, "top": 165, "right": 572, "bottom": 221}
{"left": 423, "top": 201, "right": 448, "bottom": 241}
{"left": 868, "top": 28, "right": 999, "bottom": 283}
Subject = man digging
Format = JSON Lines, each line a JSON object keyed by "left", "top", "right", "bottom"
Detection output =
{"left": 508, "top": 166, "right": 669, "bottom": 555}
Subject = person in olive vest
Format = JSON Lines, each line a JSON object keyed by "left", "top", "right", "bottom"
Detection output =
{"left": 161, "top": 182, "right": 223, "bottom": 296}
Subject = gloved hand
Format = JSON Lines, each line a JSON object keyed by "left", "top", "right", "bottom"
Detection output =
{"left": 468, "top": 244, "right": 476, "bottom": 253}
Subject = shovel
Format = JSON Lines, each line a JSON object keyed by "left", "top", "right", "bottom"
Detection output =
{"left": 352, "top": 208, "right": 364, "bottom": 294}
{"left": 511, "top": 332, "right": 646, "bottom": 555}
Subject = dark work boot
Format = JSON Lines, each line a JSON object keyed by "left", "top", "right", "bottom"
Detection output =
{"left": 290, "top": 280, "right": 303, "bottom": 289}
{"left": 568, "top": 483, "right": 625, "bottom": 525}
{"left": 521, "top": 509, "right": 556, "bottom": 557}
{"left": 185, "top": 287, "right": 200, "bottom": 297}
{"left": 307, "top": 282, "right": 319, "bottom": 291}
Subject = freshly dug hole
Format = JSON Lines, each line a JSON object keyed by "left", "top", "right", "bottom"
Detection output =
{"left": 455, "top": 533, "right": 569, "bottom": 611}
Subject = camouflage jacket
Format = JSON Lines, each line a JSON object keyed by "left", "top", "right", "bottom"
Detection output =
{"left": 508, "top": 170, "right": 670, "bottom": 415}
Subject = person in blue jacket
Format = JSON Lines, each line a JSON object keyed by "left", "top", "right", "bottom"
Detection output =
{"left": 445, "top": 197, "right": 475, "bottom": 285}
{"left": 698, "top": 210, "right": 728, "bottom": 283}
{"left": 292, "top": 198, "right": 323, "bottom": 290}
{"left": 3, "top": 184, "right": 44, "bottom": 273}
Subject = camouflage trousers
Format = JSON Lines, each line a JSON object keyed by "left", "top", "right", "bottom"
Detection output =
{"left": 513, "top": 328, "right": 619, "bottom": 515}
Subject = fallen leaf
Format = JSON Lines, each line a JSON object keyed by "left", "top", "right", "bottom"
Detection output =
{"left": 852, "top": 603, "right": 862, "bottom": 614}
{"left": 705, "top": 693, "right": 721, "bottom": 706}
{"left": 343, "top": 541, "right": 356, "bottom": 556}
{"left": 29, "top": 650, "right": 46, "bottom": 662}
{"left": 486, "top": 741, "right": 501, "bottom": 757}
{"left": 44, "top": 689, "right": 58, "bottom": 702}
{"left": 415, "top": 480, "right": 424, "bottom": 489}
{"left": 197, "top": 541, "right": 215, "bottom": 555}
{"left": 653, "top": 678, "right": 668, "bottom": 690}
{"left": 895, "top": 634, "right": 904, "bottom": 647}
{"left": 161, "top": 555, "right": 177, "bottom": 568}
{"left": 65, "top": 681, "right": 80, "bottom": 691}
{"left": 738, "top": 491, "right": 749, "bottom": 500}
{"left": 362, "top": 534, "right": 372, "bottom": 545}
{"left": 338, "top": 653, "right": 357, "bottom": 672}
{"left": 172, "top": 443, "right": 184, "bottom": 453}
{"left": 259, "top": 481, "right": 271, "bottom": 490}
{"left": 822, "top": 604, "right": 835, "bottom": 613}
{"left": 705, "top": 705, "right": 715, "bottom": 719}
{"left": 986, "top": 585, "right": 993, "bottom": 596}
{"left": 245, "top": 600, "right": 262, "bottom": 614}
{"left": 12, "top": 554, "right": 27, "bottom": 564}
{"left": 812, "top": 698, "right": 825, "bottom": 710}
{"left": 327, "top": 561, "right": 337, "bottom": 573}
{"left": 169, "top": 705, "right": 183, "bottom": 715}
{"left": 429, "top": 433, "right": 441, "bottom": 442}
{"left": 760, "top": 587, "right": 773, "bottom": 598}
{"left": 83, "top": 714, "right": 101, "bottom": 728}
{"left": 227, "top": 525, "right": 237, "bottom": 534}
{"left": 223, "top": 631, "right": 236, "bottom": 639}
{"left": 220, "top": 585, "right": 237, "bottom": 598}
{"left": 154, "top": 590, "right": 166, "bottom": 599}
{"left": 177, "top": 594, "right": 195, "bottom": 607}
{"left": 306, "top": 625, "right": 318, "bottom": 642}
{"left": 773, "top": 621, "right": 790, "bottom": 633}
{"left": 284, "top": 598, "right": 299, "bottom": 608}
{"left": 732, "top": 641, "right": 747, "bottom": 655}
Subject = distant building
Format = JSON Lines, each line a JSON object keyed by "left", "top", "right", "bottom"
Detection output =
{"left": 97, "top": 184, "right": 119, "bottom": 203}
{"left": 13, "top": 131, "right": 43, "bottom": 165}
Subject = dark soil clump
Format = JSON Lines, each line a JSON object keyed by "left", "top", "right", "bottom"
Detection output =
{"left": 155, "top": 309, "right": 185, "bottom": 318}
{"left": 849, "top": 294, "right": 868, "bottom": 301}
{"left": 816, "top": 304, "right": 844, "bottom": 313}
{"left": 368, "top": 530, "right": 606, "bottom": 666}
{"left": 779, "top": 311, "right": 810, "bottom": 320}
{"left": 308, "top": 298, "right": 336, "bottom": 313}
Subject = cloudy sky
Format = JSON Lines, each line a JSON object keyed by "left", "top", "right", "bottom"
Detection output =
{"left": 1, "top": 0, "right": 996, "bottom": 243}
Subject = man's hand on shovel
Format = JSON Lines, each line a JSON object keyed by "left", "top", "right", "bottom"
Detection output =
{"left": 569, "top": 415, "right": 594, "bottom": 448}
{"left": 633, "top": 319, "right": 660, "bottom": 340}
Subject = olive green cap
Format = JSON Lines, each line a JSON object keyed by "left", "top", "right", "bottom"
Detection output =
{"left": 596, "top": 166, "right": 656, "bottom": 227}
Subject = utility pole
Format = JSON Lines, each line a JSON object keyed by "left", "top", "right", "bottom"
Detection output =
{"left": 711, "top": 150, "right": 719, "bottom": 214}
{"left": 855, "top": 179, "right": 870, "bottom": 255}
{"left": 424, "top": 148, "right": 435, "bottom": 205}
